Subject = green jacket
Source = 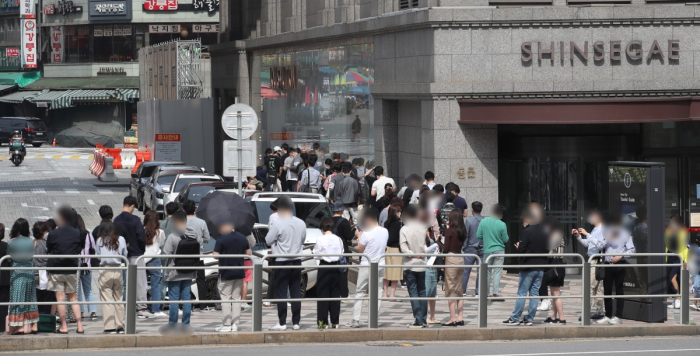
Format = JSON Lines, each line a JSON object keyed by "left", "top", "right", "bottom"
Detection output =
{"left": 476, "top": 217, "right": 509, "bottom": 254}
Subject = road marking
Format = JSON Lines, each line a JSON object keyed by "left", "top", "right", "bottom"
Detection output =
{"left": 52, "top": 155, "right": 62, "bottom": 159}
{"left": 65, "top": 189, "right": 79, "bottom": 194}
{"left": 0, "top": 190, "right": 11, "bottom": 195}
{"left": 87, "top": 200, "right": 95, "bottom": 205}
{"left": 70, "top": 155, "right": 81, "bottom": 159}
{"left": 470, "top": 349, "right": 700, "bottom": 356}
{"left": 31, "top": 188, "right": 46, "bottom": 194}
{"left": 97, "top": 189, "right": 113, "bottom": 195}
{"left": 35, "top": 154, "right": 44, "bottom": 158}
{"left": 21, "top": 203, "right": 27, "bottom": 207}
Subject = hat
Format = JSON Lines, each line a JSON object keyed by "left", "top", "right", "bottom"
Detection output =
{"left": 273, "top": 146, "right": 281, "bottom": 152}
{"left": 332, "top": 201, "right": 345, "bottom": 212}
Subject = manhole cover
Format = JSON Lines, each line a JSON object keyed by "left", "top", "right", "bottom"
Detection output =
{"left": 366, "top": 342, "right": 422, "bottom": 347}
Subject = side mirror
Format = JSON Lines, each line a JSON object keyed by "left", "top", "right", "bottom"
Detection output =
{"left": 162, "top": 186, "right": 171, "bottom": 193}
{"left": 131, "top": 173, "right": 138, "bottom": 178}
{"left": 200, "top": 167, "right": 207, "bottom": 173}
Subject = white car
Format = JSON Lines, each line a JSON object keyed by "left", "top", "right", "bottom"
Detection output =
{"left": 188, "top": 192, "right": 333, "bottom": 306}
{"left": 164, "top": 173, "right": 224, "bottom": 205}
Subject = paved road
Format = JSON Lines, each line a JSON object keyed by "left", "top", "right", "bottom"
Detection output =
{"left": 5, "top": 337, "right": 700, "bottom": 356}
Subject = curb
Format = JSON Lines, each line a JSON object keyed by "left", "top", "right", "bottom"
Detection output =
{"left": 1, "top": 325, "right": 698, "bottom": 351}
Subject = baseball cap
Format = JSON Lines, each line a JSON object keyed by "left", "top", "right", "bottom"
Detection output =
{"left": 273, "top": 146, "right": 281, "bottom": 152}
{"left": 332, "top": 201, "right": 345, "bottom": 212}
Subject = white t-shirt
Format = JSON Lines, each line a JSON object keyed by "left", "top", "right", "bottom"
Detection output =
{"left": 144, "top": 229, "right": 166, "bottom": 263}
{"left": 371, "top": 176, "right": 396, "bottom": 200}
{"left": 359, "top": 225, "right": 389, "bottom": 266}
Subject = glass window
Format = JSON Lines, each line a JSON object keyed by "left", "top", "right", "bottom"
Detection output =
{"left": 63, "top": 25, "right": 136, "bottom": 63}
{"left": 252, "top": 201, "right": 332, "bottom": 228}
{"left": 174, "top": 177, "right": 221, "bottom": 192}
{"left": 261, "top": 43, "right": 375, "bottom": 164}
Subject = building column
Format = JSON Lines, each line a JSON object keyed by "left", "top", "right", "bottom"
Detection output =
{"left": 237, "top": 49, "right": 250, "bottom": 105}
{"left": 373, "top": 99, "right": 399, "bottom": 180}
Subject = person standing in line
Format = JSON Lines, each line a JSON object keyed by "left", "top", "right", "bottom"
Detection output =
{"left": 477, "top": 204, "right": 509, "bottom": 300}
{"left": 351, "top": 115, "right": 362, "bottom": 142}
{"left": 423, "top": 171, "right": 437, "bottom": 190}
{"left": 419, "top": 192, "right": 441, "bottom": 325}
{"left": 463, "top": 201, "right": 484, "bottom": 296}
{"left": 283, "top": 148, "right": 302, "bottom": 192}
{"left": 572, "top": 209, "right": 605, "bottom": 319}
{"left": 143, "top": 211, "right": 166, "bottom": 317}
{"left": 595, "top": 214, "right": 635, "bottom": 325}
{"left": 263, "top": 199, "right": 280, "bottom": 308}
{"left": 665, "top": 215, "right": 689, "bottom": 310}
{"left": 327, "top": 162, "right": 344, "bottom": 201}
{"left": 93, "top": 205, "right": 127, "bottom": 238}
{"left": 503, "top": 204, "right": 549, "bottom": 326}
{"left": 348, "top": 208, "right": 388, "bottom": 328}
{"left": 113, "top": 196, "right": 149, "bottom": 318}
{"left": 445, "top": 183, "right": 467, "bottom": 216}
{"left": 0, "top": 224, "right": 9, "bottom": 333}
{"left": 47, "top": 206, "right": 84, "bottom": 334}
{"left": 76, "top": 215, "right": 98, "bottom": 321}
{"left": 213, "top": 217, "right": 250, "bottom": 332}
{"left": 6, "top": 219, "right": 39, "bottom": 335}
{"left": 368, "top": 166, "right": 395, "bottom": 203}
{"left": 313, "top": 217, "right": 345, "bottom": 329}
{"left": 265, "top": 148, "right": 283, "bottom": 192}
{"left": 182, "top": 199, "right": 211, "bottom": 312}
{"left": 162, "top": 211, "right": 201, "bottom": 328}
{"left": 437, "top": 209, "right": 467, "bottom": 326}
{"left": 265, "top": 196, "right": 306, "bottom": 331}
{"left": 437, "top": 192, "right": 457, "bottom": 235}
{"left": 331, "top": 201, "right": 354, "bottom": 298}
{"left": 159, "top": 202, "right": 179, "bottom": 303}
{"left": 335, "top": 165, "right": 360, "bottom": 225}
{"left": 298, "top": 155, "right": 322, "bottom": 193}
{"left": 383, "top": 203, "right": 403, "bottom": 302}
{"left": 33, "top": 221, "right": 56, "bottom": 315}
{"left": 543, "top": 221, "right": 567, "bottom": 325}
{"left": 399, "top": 205, "right": 429, "bottom": 328}
{"left": 94, "top": 221, "right": 128, "bottom": 334}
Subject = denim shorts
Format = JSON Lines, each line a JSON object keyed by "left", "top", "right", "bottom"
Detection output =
{"left": 425, "top": 268, "right": 438, "bottom": 297}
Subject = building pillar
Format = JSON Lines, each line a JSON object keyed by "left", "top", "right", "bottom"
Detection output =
{"left": 237, "top": 49, "right": 250, "bottom": 105}
{"left": 374, "top": 99, "right": 399, "bottom": 179}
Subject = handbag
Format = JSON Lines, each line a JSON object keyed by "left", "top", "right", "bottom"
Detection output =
{"left": 544, "top": 258, "right": 562, "bottom": 280}
{"left": 595, "top": 259, "right": 606, "bottom": 281}
{"left": 337, "top": 236, "right": 348, "bottom": 273}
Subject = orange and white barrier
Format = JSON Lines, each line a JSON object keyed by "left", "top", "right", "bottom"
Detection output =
{"left": 121, "top": 149, "right": 137, "bottom": 170}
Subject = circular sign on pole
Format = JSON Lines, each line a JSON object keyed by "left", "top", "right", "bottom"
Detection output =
{"left": 221, "top": 103, "right": 259, "bottom": 140}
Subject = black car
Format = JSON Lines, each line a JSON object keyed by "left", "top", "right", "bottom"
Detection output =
{"left": 0, "top": 117, "right": 48, "bottom": 147}
{"left": 175, "top": 181, "right": 240, "bottom": 207}
{"left": 129, "top": 161, "right": 185, "bottom": 211}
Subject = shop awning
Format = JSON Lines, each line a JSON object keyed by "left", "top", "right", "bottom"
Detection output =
{"left": 0, "top": 84, "right": 16, "bottom": 93}
{"left": 23, "top": 77, "right": 139, "bottom": 90}
{"left": 32, "top": 90, "right": 74, "bottom": 110}
{"left": 70, "top": 88, "right": 139, "bottom": 102}
{"left": 0, "top": 90, "right": 43, "bottom": 104}
{"left": 0, "top": 71, "right": 41, "bottom": 88}
{"left": 0, "top": 88, "right": 139, "bottom": 109}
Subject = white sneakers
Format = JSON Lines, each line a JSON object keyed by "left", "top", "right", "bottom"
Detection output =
{"left": 268, "top": 323, "right": 287, "bottom": 331}
{"left": 668, "top": 300, "right": 681, "bottom": 309}
{"left": 215, "top": 324, "right": 238, "bottom": 332}
{"left": 151, "top": 311, "right": 168, "bottom": 318}
{"left": 292, "top": 324, "right": 300, "bottom": 330}
{"left": 537, "top": 300, "right": 552, "bottom": 311}
{"left": 596, "top": 316, "right": 622, "bottom": 325}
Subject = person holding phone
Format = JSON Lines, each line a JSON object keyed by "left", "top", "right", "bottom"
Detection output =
{"left": 571, "top": 209, "right": 605, "bottom": 320}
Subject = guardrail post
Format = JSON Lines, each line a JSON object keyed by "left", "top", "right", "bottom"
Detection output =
{"left": 369, "top": 262, "right": 379, "bottom": 329}
{"left": 252, "top": 262, "right": 263, "bottom": 332}
{"left": 125, "top": 263, "right": 137, "bottom": 335}
{"left": 582, "top": 261, "right": 591, "bottom": 326}
{"left": 681, "top": 269, "right": 690, "bottom": 325}
{"left": 478, "top": 262, "right": 488, "bottom": 328}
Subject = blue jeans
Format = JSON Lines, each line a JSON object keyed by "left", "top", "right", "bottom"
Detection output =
{"left": 78, "top": 272, "right": 97, "bottom": 314}
{"left": 146, "top": 258, "right": 163, "bottom": 313}
{"left": 168, "top": 280, "right": 192, "bottom": 325}
{"left": 462, "top": 254, "right": 481, "bottom": 295}
{"left": 404, "top": 269, "right": 427, "bottom": 325}
{"left": 484, "top": 250, "right": 504, "bottom": 295}
{"left": 509, "top": 270, "right": 544, "bottom": 323}
{"left": 425, "top": 268, "right": 438, "bottom": 297}
{"left": 693, "top": 275, "right": 700, "bottom": 297}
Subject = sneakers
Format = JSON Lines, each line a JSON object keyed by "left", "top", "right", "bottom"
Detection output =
{"left": 199, "top": 307, "right": 213, "bottom": 313}
{"left": 609, "top": 317, "right": 622, "bottom": 325}
{"left": 137, "top": 310, "right": 153, "bottom": 319}
{"left": 590, "top": 313, "right": 606, "bottom": 320}
{"left": 151, "top": 311, "right": 168, "bottom": 318}
{"left": 674, "top": 299, "right": 681, "bottom": 309}
{"left": 690, "top": 304, "right": 700, "bottom": 311}
{"left": 215, "top": 325, "right": 233, "bottom": 333}
{"left": 103, "top": 329, "right": 118, "bottom": 334}
{"left": 241, "top": 303, "right": 252, "bottom": 311}
{"left": 544, "top": 317, "right": 555, "bottom": 324}
{"left": 538, "top": 300, "right": 552, "bottom": 311}
{"left": 596, "top": 316, "right": 610, "bottom": 324}
{"left": 347, "top": 319, "right": 361, "bottom": 328}
{"left": 502, "top": 318, "right": 521, "bottom": 326}
{"left": 268, "top": 323, "right": 287, "bottom": 331}
{"left": 292, "top": 324, "right": 300, "bottom": 330}
{"left": 553, "top": 319, "right": 566, "bottom": 325}
{"left": 408, "top": 322, "right": 425, "bottom": 329}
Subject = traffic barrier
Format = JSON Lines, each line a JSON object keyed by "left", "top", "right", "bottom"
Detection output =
{"left": 89, "top": 147, "right": 99, "bottom": 174}
{"left": 132, "top": 151, "right": 151, "bottom": 174}
{"left": 121, "top": 148, "right": 137, "bottom": 170}
{"left": 105, "top": 148, "right": 122, "bottom": 169}
{"left": 95, "top": 151, "right": 106, "bottom": 178}
{"left": 99, "top": 155, "right": 119, "bottom": 182}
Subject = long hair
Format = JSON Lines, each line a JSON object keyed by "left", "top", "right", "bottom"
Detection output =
{"left": 448, "top": 209, "right": 467, "bottom": 243}
{"left": 10, "top": 218, "right": 30, "bottom": 238}
{"left": 143, "top": 210, "right": 160, "bottom": 246}
{"left": 385, "top": 203, "right": 402, "bottom": 228}
{"left": 97, "top": 221, "right": 119, "bottom": 251}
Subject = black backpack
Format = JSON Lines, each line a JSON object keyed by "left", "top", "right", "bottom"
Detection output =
{"left": 173, "top": 235, "right": 200, "bottom": 274}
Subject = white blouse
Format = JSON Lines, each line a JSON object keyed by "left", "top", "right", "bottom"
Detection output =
{"left": 313, "top": 233, "right": 345, "bottom": 262}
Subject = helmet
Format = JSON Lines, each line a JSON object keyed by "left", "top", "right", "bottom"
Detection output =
{"left": 13, "top": 131, "right": 20, "bottom": 135}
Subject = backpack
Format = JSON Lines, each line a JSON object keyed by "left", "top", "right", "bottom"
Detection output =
{"left": 173, "top": 235, "right": 200, "bottom": 274}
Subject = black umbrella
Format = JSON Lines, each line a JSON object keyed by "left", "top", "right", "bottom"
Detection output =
{"left": 195, "top": 190, "right": 256, "bottom": 237}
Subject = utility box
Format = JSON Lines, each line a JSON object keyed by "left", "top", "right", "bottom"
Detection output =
{"left": 608, "top": 161, "right": 667, "bottom": 323}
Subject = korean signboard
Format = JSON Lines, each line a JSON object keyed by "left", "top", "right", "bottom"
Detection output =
{"left": 155, "top": 134, "right": 182, "bottom": 161}
{"left": 192, "top": 24, "right": 220, "bottom": 33}
{"left": 143, "top": 0, "right": 219, "bottom": 13}
{"left": 45, "top": 0, "right": 83, "bottom": 16}
{"left": 20, "top": 0, "right": 35, "bottom": 18}
{"left": 0, "top": 47, "right": 22, "bottom": 71}
{"left": 88, "top": 0, "right": 132, "bottom": 20}
{"left": 148, "top": 24, "right": 180, "bottom": 33}
{"left": 21, "top": 19, "right": 37, "bottom": 68}
{"left": 50, "top": 26, "right": 64, "bottom": 64}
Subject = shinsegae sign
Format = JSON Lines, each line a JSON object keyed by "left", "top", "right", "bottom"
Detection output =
{"left": 521, "top": 40, "right": 680, "bottom": 63}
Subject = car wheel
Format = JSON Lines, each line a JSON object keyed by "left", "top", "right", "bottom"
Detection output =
{"left": 300, "top": 274, "right": 308, "bottom": 299}
{"left": 32, "top": 143, "right": 42, "bottom": 148}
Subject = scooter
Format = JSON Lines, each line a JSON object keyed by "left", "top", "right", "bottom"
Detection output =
{"left": 10, "top": 148, "right": 23, "bottom": 166}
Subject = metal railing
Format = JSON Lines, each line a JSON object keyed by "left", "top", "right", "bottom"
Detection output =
{"left": 0, "top": 252, "right": 694, "bottom": 334}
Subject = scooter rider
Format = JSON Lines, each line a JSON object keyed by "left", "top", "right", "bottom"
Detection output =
{"left": 9, "top": 131, "right": 27, "bottom": 157}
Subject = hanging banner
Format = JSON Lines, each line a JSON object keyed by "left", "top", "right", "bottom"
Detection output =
{"left": 50, "top": 26, "right": 64, "bottom": 64}
{"left": 20, "top": 0, "right": 36, "bottom": 18}
{"left": 21, "top": 19, "right": 37, "bottom": 69}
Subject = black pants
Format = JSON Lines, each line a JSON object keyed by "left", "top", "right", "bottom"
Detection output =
{"left": 274, "top": 260, "right": 302, "bottom": 326}
{"left": 603, "top": 262, "right": 627, "bottom": 318}
{"left": 339, "top": 268, "right": 349, "bottom": 298}
{"left": 539, "top": 272, "right": 550, "bottom": 298}
{"left": 36, "top": 288, "right": 56, "bottom": 315}
{"left": 0, "top": 286, "right": 8, "bottom": 332}
{"left": 316, "top": 261, "right": 341, "bottom": 326}
{"left": 286, "top": 180, "right": 297, "bottom": 192}
{"left": 196, "top": 260, "right": 208, "bottom": 310}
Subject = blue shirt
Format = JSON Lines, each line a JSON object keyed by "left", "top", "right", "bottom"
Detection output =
{"left": 463, "top": 214, "right": 484, "bottom": 254}
{"left": 214, "top": 231, "right": 250, "bottom": 281}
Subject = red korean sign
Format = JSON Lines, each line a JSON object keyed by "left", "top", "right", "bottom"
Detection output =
{"left": 143, "top": 0, "right": 178, "bottom": 10}
{"left": 50, "top": 26, "right": 64, "bottom": 64}
{"left": 270, "top": 133, "right": 294, "bottom": 141}
{"left": 6, "top": 48, "right": 19, "bottom": 57}
{"left": 21, "top": 19, "right": 37, "bottom": 69}
{"left": 155, "top": 133, "right": 181, "bottom": 142}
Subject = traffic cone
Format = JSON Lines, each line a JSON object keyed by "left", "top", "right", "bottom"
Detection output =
{"left": 52, "top": 137, "right": 57, "bottom": 147}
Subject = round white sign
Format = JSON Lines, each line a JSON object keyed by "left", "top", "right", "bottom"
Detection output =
{"left": 221, "top": 103, "right": 258, "bottom": 140}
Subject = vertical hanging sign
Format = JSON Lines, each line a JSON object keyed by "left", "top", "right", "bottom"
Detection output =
{"left": 50, "top": 26, "right": 64, "bottom": 64}
{"left": 20, "top": 0, "right": 37, "bottom": 18}
{"left": 21, "top": 19, "right": 37, "bottom": 69}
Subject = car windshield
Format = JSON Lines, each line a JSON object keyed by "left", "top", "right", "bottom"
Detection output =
{"left": 156, "top": 174, "right": 178, "bottom": 185}
{"left": 252, "top": 201, "right": 332, "bottom": 229}
{"left": 140, "top": 166, "right": 158, "bottom": 179}
{"left": 27, "top": 120, "right": 46, "bottom": 130}
{"left": 187, "top": 186, "right": 220, "bottom": 203}
{"left": 174, "top": 177, "right": 220, "bottom": 192}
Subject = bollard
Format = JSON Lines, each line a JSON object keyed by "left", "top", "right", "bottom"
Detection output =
{"left": 582, "top": 261, "right": 591, "bottom": 326}
{"left": 252, "top": 262, "right": 263, "bottom": 332}
{"left": 478, "top": 262, "right": 488, "bottom": 328}
{"left": 681, "top": 269, "right": 690, "bottom": 325}
{"left": 369, "top": 262, "right": 379, "bottom": 329}
{"left": 125, "top": 263, "right": 137, "bottom": 334}
{"left": 99, "top": 156, "right": 119, "bottom": 182}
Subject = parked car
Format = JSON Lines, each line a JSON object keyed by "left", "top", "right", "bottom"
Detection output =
{"left": 164, "top": 173, "right": 224, "bottom": 205}
{"left": 129, "top": 161, "right": 185, "bottom": 211}
{"left": 175, "top": 181, "right": 240, "bottom": 208}
{"left": 143, "top": 166, "right": 203, "bottom": 216}
{"left": 0, "top": 117, "right": 48, "bottom": 147}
